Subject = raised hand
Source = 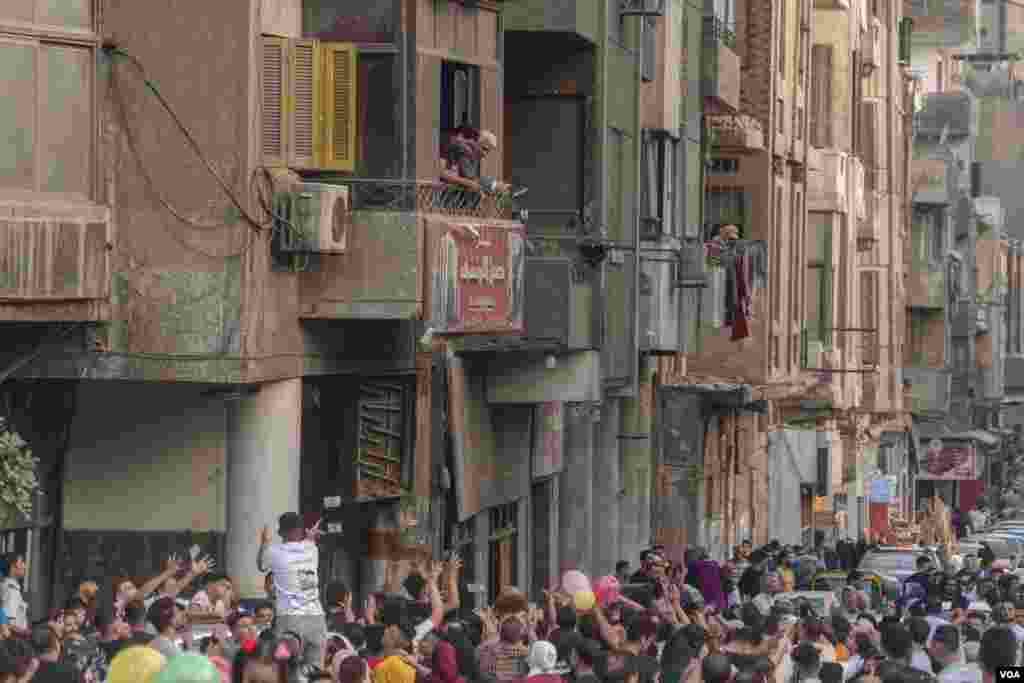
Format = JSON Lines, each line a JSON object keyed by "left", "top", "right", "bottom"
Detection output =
{"left": 260, "top": 525, "right": 272, "bottom": 545}
{"left": 193, "top": 555, "right": 215, "bottom": 575}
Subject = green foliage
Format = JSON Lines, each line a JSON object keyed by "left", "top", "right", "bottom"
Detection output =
{"left": 0, "top": 420, "right": 39, "bottom": 520}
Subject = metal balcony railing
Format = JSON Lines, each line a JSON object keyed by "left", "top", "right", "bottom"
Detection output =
{"left": 342, "top": 178, "right": 518, "bottom": 220}
{"left": 704, "top": 15, "right": 737, "bottom": 49}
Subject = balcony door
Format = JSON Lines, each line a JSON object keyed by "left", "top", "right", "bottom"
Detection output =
{"left": 505, "top": 95, "right": 586, "bottom": 233}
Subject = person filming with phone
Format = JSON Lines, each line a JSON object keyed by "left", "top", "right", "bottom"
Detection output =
{"left": 258, "top": 512, "right": 327, "bottom": 677}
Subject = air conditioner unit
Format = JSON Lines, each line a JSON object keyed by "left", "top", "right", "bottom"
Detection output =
{"left": 621, "top": 0, "right": 666, "bottom": 16}
{"left": 277, "top": 183, "right": 350, "bottom": 253}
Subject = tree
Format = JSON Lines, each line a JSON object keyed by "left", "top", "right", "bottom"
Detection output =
{"left": 0, "top": 418, "right": 39, "bottom": 526}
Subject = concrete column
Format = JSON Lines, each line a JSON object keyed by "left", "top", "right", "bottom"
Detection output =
{"left": 226, "top": 379, "right": 301, "bottom": 599}
{"left": 560, "top": 402, "right": 594, "bottom": 574}
{"left": 592, "top": 399, "right": 621, "bottom": 577}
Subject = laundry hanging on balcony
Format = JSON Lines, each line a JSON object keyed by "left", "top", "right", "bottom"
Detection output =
{"left": 703, "top": 237, "right": 767, "bottom": 341}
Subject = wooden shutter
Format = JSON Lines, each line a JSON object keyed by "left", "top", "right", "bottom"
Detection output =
{"left": 860, "top": 99, "right": 878, "bottom": 190}
{"left": 810, "top": 45, "right": 833, "bottom": 148}
{"left": 820, "top": 219, "right": 834, "bottom": 347}
{"left": 260, "top": 35, "right": 288, "bottom": 167}
{"left": 320, "top": 42, "right": 357, "bottom": 172}
{"left": 860, "top": 270, "right": 879, "bottom": 364}
{"left": 288, "top": 38, "right": 319, "bottom": 169}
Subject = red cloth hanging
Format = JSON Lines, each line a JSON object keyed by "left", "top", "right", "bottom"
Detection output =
{"left": 731, "top": 253, "right": 751, "bottom": 341}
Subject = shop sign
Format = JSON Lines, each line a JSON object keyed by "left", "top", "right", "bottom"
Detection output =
{"left": 532, "top": 402, "right": 564, "bottom": 479}
{"left": 917, "top": 439, "right": 977, "bottom": 480}
{"left": 431, "top": 223, "right": 525, "bottom": 334}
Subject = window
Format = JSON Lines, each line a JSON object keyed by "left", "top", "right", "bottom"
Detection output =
{"left": 0, "top": 1, "right": 95, "bottom": 199}
{"left": 640, "top": 131, "right": 680, "bottom": 237}
{"left": 260, "top": 37, "right": 358, "bottom": 171}
{"left": 488, "top": 502, "right": 518, "bottom": 602}
{"left": 860, "top": 270, "right": 880, "bottom": 365}
{"left": 778, "top": 0, "right": 786, "bottom": 76}
{"left": 441, "top": 61, "right": 479, "bottom": 132}
{"left": 709, "top": 158, "right": 740, "bottom": 173}
{"left": 641, "top": 16, "right": 657, "bottom": 82}
{"left": 777, "top": 99, "right": 785, "bottom": 134}
{"left": 810, "top": 45, "right": 834, "bottom": 148}
{"left": 773, "top": 186, "right": 783, "bottom": 325}
{"left": 806, "top": 214, "right": 834, "bottom": 352}
{"left": 705, "top": 187, "right": 746, "bottom": 240}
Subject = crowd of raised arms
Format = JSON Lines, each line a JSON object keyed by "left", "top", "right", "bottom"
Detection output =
{"left": 1, "top": 514, "right": 1023, "bottom": 683}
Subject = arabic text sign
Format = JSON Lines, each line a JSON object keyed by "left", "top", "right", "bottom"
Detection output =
{"left": 917, "top": 442, "right": 978, "bottom": 480}
{"left": 434, "top": 224, "right": 525, "bottom": 334}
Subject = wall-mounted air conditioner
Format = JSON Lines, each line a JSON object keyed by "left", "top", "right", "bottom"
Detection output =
{"left": 277, "top": 183, "right": 350, "bottom": 253}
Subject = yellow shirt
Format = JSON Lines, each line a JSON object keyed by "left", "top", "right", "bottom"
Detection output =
{"left": 373, "top": 656, "right": 417, "bottom": 683}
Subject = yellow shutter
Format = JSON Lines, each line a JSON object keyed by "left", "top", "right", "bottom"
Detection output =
{"left": 288, "top": 38, "right": 320, "bottom": 169}
{"left": 320, "top": 42, "right": 357, "bottom": 172}
{"left": 260, "top": 35, "right": 288, "bottom": 167}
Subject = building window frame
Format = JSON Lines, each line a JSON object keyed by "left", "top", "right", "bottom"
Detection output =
{"left": 641, "top": 129, "right": 680, "bottom": 238}
{"left": 0, "top": 1, "right": 98, "bottom": 202}
{"left": 488, "top": 501, "right": 518, "bottom": 602}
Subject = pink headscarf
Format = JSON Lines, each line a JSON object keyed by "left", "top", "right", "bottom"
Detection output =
{"left": 332, "top": 636, "right": 359, "bottom": 680}
{"left": 208, "top": 656, "right": 231, "bottom": 683}
{"left": 592, "top": 576, "right": 644, "bottom": 611}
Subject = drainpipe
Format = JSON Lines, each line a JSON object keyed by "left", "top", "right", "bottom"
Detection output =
{"left": 631, "top": 11, "right": 643, "bottom": 400}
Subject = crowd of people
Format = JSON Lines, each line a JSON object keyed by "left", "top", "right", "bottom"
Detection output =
{"left": 0, "top": 512, "right": 1022, "bottom": 683}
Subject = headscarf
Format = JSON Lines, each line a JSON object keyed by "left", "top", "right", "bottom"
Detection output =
{"left": 330, "top": 635, "right": 358, "bottom": 680}
{"left": 526, "top": 641, "right": 558, "bottom": 678}
{"left": 208, "top": 656, "right": 231, "bottom": 683}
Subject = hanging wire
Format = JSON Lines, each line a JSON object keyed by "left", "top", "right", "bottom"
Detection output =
{"left": 106, "top": 47, "right": 264, "bottom": 234}
{"left": 109, "top": 59, "right": 258, "bottom": 260}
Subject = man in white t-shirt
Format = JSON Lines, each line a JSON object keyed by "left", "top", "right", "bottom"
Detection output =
{"left": 258, "top": 512, "right": 327, "bottom": 673}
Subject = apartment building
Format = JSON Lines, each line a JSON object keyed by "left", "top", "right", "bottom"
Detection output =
{"left": 2, "top": 0, "right": 730, "bottom": 614}
{"left": 652, "top": 0, "right": 916, "bottom": 548}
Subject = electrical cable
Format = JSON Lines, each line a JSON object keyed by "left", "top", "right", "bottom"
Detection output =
{"left": 106, "top": 46, "right": 264, "bottom": 235}
{"left": 110, "top": 62, "right": 259, "bottom": 260}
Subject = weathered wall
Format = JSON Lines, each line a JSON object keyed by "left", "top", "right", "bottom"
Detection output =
{"left": 767, "top": 429, "right": 816, "bottom": 545}
{"left": 641, "top": 0, "right": 682, "bottom": 132}
{"left": 101, "top": 0, "right": 286, "bottom": 382}
{"left": 64, "top": 382, "right": 227, "bottom": 531}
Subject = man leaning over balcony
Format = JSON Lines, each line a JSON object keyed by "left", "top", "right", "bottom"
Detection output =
{"left": 440, "top": 128, "right": 510, "bottom": 195}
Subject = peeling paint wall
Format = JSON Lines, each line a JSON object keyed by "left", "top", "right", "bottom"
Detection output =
{"left": 64, "top": 382, "right": 227, "bottom": 531}
{"left": 101, "top": 0, "right": 264, "bottom": 380}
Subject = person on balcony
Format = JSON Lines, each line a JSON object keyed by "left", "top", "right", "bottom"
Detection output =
{"left": 440, "top": 128, "right": 509, "bottom": 196}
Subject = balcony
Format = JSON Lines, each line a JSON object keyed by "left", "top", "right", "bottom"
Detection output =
{"left": 503, "top": 0, "right": 601, "bottom": 43}
{"left": 707, "top": 114, "right": 766, "bottom": 152}
{"left": 295, "top": 180, "right": 526, "bottom": 331}
{"left": 807, "top": 149, "right": 848, "bottom": 213}
{"left": 906, "top": 266, "right": 946, "bottom": 309}
{"left": 0, "top": 200, "right": 111, "bottom": 317}
{"left": 911, "top": 158, "right": 951, "bottom": 206}
{"left": 903, "top": 367, "right": 951, "bottom": 415}
{"left": 702, "top": 17, "right": 741, "bottom": 113}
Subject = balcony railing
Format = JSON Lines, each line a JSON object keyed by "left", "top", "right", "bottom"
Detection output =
{"left": 707, "top": 114, "right": 766, "bottom": 151}
{"left": 341, "top": 179, "right": 518, "bottom": 220}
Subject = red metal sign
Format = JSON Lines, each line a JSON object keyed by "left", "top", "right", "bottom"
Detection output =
{"left": 432, "top": 223, "right": 525, "bottom": 334}
{"left": 917, "top": 441, "right": 977, "bottom": 480}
